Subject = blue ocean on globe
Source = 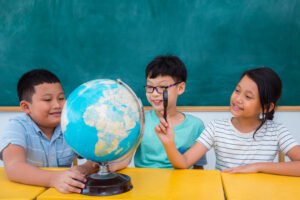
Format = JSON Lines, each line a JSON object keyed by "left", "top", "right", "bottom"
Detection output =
{"left": 61, "top": 79, "right": 143, "bottom": 163}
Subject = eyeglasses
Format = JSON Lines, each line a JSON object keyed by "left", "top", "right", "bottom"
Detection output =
{"left": 144, "top": 82, "right": 181, "bottom": 94}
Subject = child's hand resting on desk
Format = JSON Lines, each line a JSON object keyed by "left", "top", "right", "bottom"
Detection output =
{"left": 223, "top": 163, "right": 260, "bottom": 174}
{"left": 49, "top": 169, "right": 86, "bottom": 193}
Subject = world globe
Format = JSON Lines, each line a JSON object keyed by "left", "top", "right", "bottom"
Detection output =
{"left": 61, "top": 79, "right": 144, "bottom": 196}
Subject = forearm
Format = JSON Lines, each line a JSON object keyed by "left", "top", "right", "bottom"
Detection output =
{"left": 163, "top": 142, "right": 190, "bottom": 169}
{"left": 257, "top": 161, "right": 300, "bottom": 176}
{"left": 5, "top": 162, "right": 56, "bottom": 187}
{"left": 74, "top": 161, "right": 99, "bottom": 175}
{"left": 109, "top": 156, "right": 132, "bottom": 172}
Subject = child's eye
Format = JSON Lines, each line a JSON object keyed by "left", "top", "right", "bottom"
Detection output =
{"left": 245, "top": 95, "right": 252, "bottom": 99}
{"left": 235, "top": 89, "right": 240, "bottom": 93}
{"left": 43, "top": 99, "right": 51, "bottom": 102}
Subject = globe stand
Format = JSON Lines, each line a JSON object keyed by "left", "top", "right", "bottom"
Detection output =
{"left": 81, "top": 162, "right": 133, "bottom": 196}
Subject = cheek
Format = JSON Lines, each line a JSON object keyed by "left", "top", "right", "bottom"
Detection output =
{"left": 230, "top": 93, "right": 235, "bottom": 102}
{"left": 145, "top": 93, "right": 152, "bottom": 101}
{"left": 61, "top": 100, "right": 66, "bottom": 107}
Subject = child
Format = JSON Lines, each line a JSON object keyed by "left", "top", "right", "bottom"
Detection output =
{"left": 156, "top": 67, "right": 300, "bottom": 176}
{"left": 0, "top": 69, "right": 96, "bottom": 193}
{"left": 133, "top": 55, "right": 207, "bottom": 169}
{"left": 109, "top": 55, "right": 207, "bottom": 171}
{"left": 119, "top": 56, "right": 206, "bottom": 168}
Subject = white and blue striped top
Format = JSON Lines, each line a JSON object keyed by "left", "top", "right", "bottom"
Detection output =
{"left": 197, "top": 118, "right": 298, "bottom": 170}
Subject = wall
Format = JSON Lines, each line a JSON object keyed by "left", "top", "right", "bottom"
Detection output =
{"left": 1, "top": 110, "right": 299, "bottom": 169}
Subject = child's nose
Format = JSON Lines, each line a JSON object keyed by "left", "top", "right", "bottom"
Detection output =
{"left": 236, "top": 95, "right": 243, "bottom": 103}
{"left": 53, "top": 99, "right": 62, "bottom": 107}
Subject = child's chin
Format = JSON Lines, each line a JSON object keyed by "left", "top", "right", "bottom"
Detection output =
{"left": 153, "top": 106, "right": 163, "bottom": 112}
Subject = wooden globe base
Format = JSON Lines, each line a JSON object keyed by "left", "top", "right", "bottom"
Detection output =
{"left": 81, "top": 172, "right": 133, "bottom": 196}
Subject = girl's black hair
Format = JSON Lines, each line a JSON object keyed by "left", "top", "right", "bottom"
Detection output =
{"left": 241, "top": 67, "right": 282, "bottom": 136}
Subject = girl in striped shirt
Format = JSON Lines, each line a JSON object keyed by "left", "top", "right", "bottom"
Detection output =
{"left": 156, "top": 67, "right": 300, "bottom": 176}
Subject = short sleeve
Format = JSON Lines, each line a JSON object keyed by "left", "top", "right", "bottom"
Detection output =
{"left": 196, "top": 120, "right": 216, "bottom": 150}
{"left": 277, "top": 124, "right": 298, "bottom": 154}
{"left": 0, "top": 119, "right": 27, "bottom": 159}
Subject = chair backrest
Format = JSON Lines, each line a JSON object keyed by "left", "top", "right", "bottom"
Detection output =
{"left": 278, "top": 151, "right": 285, "bottom": 162}
{"left": 72, "top": 156, "right": 78, "bottom": 166}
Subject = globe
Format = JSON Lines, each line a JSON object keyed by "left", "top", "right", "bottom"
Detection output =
{"left": 61, "top": 79, "right": 144, "bottom": 196}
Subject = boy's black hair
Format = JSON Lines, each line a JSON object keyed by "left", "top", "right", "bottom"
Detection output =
{"left": 17, "top": 69, "right": 61, "bottom": 102}
{"left": 241, "top": 67, "right": 282, "bottom": 136}
{"left": 145, "top": 55, "right": 187, "bottom": 82}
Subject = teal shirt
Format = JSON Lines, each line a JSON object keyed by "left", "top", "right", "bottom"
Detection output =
{"left": 134, "top": 110, "right": 206, "bottom": 168}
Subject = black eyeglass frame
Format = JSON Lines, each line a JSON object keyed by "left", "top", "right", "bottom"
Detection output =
{"left": 144, "top": 82, "right": 182, "bottom": 94}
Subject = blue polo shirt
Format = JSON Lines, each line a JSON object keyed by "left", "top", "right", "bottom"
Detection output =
{"left": 0, "top": 113, "right": 75, "bottom": 167}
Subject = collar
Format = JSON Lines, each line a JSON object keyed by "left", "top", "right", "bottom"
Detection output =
{"left": 25, "top": 114, "right": 63, "bottom": 141}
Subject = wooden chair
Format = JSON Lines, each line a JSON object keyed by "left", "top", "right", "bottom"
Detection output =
{"left": 278, "top": 151, "right": 285, "bottom": 162}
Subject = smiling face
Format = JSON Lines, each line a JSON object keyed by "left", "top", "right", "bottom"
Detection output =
{"left": 230, "top": 75, "right": 262, "bottom": 119}
{"left": 145, "top": 75, "right": 185, "bottom": 112}
{"left": 20, "top": 83, "right": 65, "bottom": 134}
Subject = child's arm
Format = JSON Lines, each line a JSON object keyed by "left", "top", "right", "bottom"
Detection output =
{"left": 155, "top": 118, "right": 208, "bottom": 169}
{"left": 108, "top": 155, "right": 132, "bottom": 172}
{"left": 224, "top": 145, "right": 300, "bottom": 176}
{"left": 3, "top": 144, "right": 86, "bottom": 193}
{"left": 70, "top": 160, "right": 99, "bottom": 175}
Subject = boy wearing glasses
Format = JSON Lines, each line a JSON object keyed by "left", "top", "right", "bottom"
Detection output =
{"left": 109, "top": 55, "right": 207, "bottom": 171}
{"left": 134, "top": 55, "right": 207, "bottom": 168}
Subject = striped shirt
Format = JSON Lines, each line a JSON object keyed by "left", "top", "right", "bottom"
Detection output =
{"left": 0, "top": 113, "right": 75, "bottom": 167}
{"left": 197, "top": 118, "right": 298, "bottom": 170}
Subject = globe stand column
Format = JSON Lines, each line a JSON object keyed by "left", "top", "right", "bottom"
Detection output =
{"left": 81, "top": 162, "right": 133, "bottom": 196}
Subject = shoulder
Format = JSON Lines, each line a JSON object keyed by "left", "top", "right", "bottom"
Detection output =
{"left": 263, "top": 120, "right": 287, "bottom": 133}
{"left": 6, "top": 113, "right": 29, "bottom": 130}
{"left": 4, "top": 113, "right": 42, "bottom": 138}
{"left": 182, "top": 113, "right": 204, "bottom": 129}
{"left": 9, "top": 113, "right": 34, "bottom": 124}
{"left": 184, "top": 113, "right": 203, "bottom": 124}
{"left": 206, "top": 118, "right": 231, "bottom": 128}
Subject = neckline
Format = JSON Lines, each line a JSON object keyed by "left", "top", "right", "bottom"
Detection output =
{"left": 229, "top": 118, "right": 255, "bottom": 138}
{"left": 150, "top": 109, "right": 187, "bottom": 128}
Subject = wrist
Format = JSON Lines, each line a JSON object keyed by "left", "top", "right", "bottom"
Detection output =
{"left": 47, "top": 171, "right": 58, "bottom": 187}
{"left": 255, "top": 162, "right": 267, "bottom": 173}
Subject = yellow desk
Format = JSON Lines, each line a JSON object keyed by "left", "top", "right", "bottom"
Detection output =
{"left": 37, "top": 168, "right": 224, "bottom": 200}
{"left": 222, "top": 173, "right": 300, "bottom": 200}
{"left": 0, "top": 167, "right": 46, "bottom": 200}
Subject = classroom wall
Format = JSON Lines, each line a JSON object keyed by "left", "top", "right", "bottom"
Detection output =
{"left": 1, "top": 111, "right": 299, "bottom": 169}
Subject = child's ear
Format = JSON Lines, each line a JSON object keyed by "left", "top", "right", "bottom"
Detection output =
{"left": 20, "top": 100, "right": 31, "bottom": 114}
{"left": 268, "top": 103, "right": 275, "bottom": 113}
{"left": 177, "top": 82, "right": 186, "bottom": 95}
{"left": 264, "top": 102, "right": 275, "bottom": 113}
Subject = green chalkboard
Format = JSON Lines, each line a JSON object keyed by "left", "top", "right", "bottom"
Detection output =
{"left": 1, "top": 0, "right": 300, "bottom": 106}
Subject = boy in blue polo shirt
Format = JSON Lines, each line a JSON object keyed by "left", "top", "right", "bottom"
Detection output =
{"left": 0, "top": 69, "right": 96, "bottom": 193}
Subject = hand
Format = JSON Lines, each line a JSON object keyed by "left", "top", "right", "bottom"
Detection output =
{"left": 223, "top": 163, "right": 261, "bottom": 174}
{"left": 70, "top": 165, "right": 89, "bottom": 176}
{"left": 50, "top": 169, "right": 87, "bottom": 193}
{"left": 155, "top": 117, "right": 175, "bottom": 145}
